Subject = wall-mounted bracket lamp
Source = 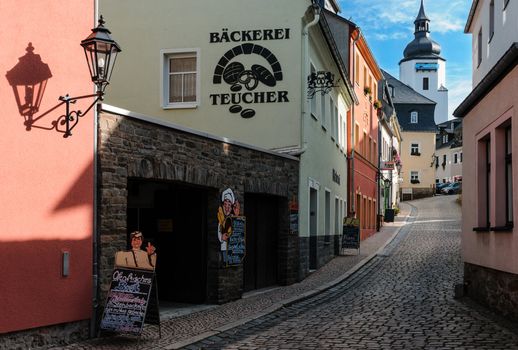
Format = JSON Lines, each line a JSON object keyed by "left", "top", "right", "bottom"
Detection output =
{"left": 307, "top": 71, "right": 339, "bottom": 99}
{"left": 6, "top": 16, "right": 121, "bottom": 137}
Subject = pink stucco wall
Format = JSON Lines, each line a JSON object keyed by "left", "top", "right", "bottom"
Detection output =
{"left": 462, "top": 66, "right": 518, "bottom": 275}
{"left": 0, "top": 1, "right": 94, "bottom": 333}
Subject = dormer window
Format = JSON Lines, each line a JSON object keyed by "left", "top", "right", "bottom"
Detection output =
{"left": 443, "top": 134, "right": 448, "bottom": 143}
{"left": 410, "top": 111, "right": 418, "bottom": 124}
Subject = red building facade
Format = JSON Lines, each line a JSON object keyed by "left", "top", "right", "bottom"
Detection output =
{"left": 0, "top": 0, "right": 96, "bottom": 344}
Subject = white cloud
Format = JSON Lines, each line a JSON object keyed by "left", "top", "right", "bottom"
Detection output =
{"left": 448, "top": 77, "right": 472, "bottom": 117}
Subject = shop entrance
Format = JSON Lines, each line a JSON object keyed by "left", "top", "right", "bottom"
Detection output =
{"left": 127, "top": 179, "right": 208, "bottom": 304}
{"left": 243, "top": 194, "right": 279, "bottom": 292}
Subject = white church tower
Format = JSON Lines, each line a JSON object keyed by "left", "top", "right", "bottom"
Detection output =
{"left": 399, "top": 0, "right": 449, "bottom": 124}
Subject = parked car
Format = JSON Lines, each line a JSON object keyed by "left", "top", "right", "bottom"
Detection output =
{"left": 441, "top": 182, "right": 461, "bottom": 195}
{"left": 435, "top": 182, "right": 451, "bottom": 194}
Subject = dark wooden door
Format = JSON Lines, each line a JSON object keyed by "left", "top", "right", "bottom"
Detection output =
{"left": 244, "top": 194, "right": 278, "bottom": 292}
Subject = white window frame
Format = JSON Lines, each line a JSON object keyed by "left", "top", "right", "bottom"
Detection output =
{"left": 410, "top": 142, "right": 420, "bottom": 155}
{"left": 410, "top": 171, "right": 420, "bottom": 181}
{"left": 410, "top": 111, "right": 418, "bottom": 124}
{"left": 160, "top": 48, "right": 200, "bottom": 109}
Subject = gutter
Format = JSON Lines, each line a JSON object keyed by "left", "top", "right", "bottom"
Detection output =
{"left": 300, "top": 3, "right": 321, "bottom": 155}
{"left": 91, "top": 0, "right": 100, "bottom": 339}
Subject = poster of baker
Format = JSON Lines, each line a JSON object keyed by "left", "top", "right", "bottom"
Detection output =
{"left": 217, "top": 188, "right": 246, "bottom": 266}
{"left": 115, "top": 231, "right": 157, "bottom": 270}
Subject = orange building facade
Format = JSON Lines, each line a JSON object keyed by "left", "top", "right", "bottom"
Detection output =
{"left": 0, "top": 0, "right": 96, "bottom": 344}
{"left": 347, "top": 27, "right": 383, "bottom": 240}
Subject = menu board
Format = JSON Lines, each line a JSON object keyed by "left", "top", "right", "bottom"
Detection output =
{"left": 342, "top": 226, "right": 360, "bottom": 249}
{"left": 100, "top": 267, "right": 155, "bottom": 335}
{"left": 226, "top": 216, "right": 246, "bottom": 266}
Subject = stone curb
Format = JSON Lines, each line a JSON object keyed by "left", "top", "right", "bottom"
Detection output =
{"left": 165, "top": 203, "right": 413, "bottom": 349}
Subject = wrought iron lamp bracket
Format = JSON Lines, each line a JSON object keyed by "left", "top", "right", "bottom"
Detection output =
{"left": 307, "top": 71, "right": 339, "bottom": 99}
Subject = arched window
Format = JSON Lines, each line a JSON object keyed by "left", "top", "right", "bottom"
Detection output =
{"left": 410, "top": 111, "right": 418, "bottom": 124}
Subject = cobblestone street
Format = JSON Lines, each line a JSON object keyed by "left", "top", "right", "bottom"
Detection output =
{"left": 187, "top": 196, "right": 518, "bottom": 350}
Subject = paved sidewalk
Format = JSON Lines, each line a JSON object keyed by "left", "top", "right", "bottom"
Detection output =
{"left": 58, "top": 203, "right": 411, "bottom": 350}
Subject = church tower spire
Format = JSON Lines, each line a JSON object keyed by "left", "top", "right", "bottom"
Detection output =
{"left": 399, "top": 0, "right": 449, "bottom": 124}
{"left": 414, "top": 0, "right": 430, "bottom": 35}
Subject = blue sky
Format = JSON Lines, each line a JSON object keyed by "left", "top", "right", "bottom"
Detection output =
{"left": 337, "top": 0, "right": 472, "bottom": 118}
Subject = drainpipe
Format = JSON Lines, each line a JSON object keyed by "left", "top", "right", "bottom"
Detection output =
{"left": 349, "top": 28, "right": 361, "bottom": 215}
{"left": 91, "top": 0, "right": 100, "bottom": 339}
{"left": 300, "top": 3, "right": 321, "bottom": 155}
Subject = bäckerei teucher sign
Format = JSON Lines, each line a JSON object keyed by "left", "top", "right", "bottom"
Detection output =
{"left": 210, "top": 28, "right": 290, "bottom": 119}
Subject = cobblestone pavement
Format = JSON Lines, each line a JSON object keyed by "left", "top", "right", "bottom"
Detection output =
{"left": 53, "top": 203, "right": 409, "bottom": 350}
{"left": 185, "top": 196, "right": 518, "bottom": 350}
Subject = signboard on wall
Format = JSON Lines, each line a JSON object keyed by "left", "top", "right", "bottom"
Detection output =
{"left": 209, "top": 28, "right": 291, "bottom": 119}
{"left": 226, "top": 216, "right": 246, "bottom": 266}
{"left": 415, "top": 63, "right": 438, "bottom": 71}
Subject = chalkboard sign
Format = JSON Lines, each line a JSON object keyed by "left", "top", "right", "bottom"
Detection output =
{"left": 342, "top": 226, "right": 360, "bottom": 249}
{"left": 226, "top": 216, "right": 246, "bottom": 266}
{"left": 100, "top": 267, "right": 155, "bottom": 335}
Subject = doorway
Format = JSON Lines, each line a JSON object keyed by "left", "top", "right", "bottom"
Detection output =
{"left": 127, "top": 179, "right": 208, "bottom": 304}
{"left": 243, "top": 194, "right": 279, "bottom": 292}
{"left": 309, "top": 187, "right": 318, "bottom": 270}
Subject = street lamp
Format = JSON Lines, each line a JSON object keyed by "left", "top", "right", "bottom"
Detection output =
{"left": 59, "top": 15, "right": 121, "bottom": 137}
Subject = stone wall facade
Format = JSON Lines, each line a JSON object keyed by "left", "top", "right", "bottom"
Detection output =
{"left": 97, "top": 111, "right": 299, "bottom": 306}
{"left": 299, "top": 234, "right": 342, "bottom": 278}
{"left": 464, "top": 262, "right": 518, "bottom": 322}
{"left": 0, "top": 321, "right": 89, "bottom": 350}
{"left": 400, "top": 187, "right": 434, "bottom": 201}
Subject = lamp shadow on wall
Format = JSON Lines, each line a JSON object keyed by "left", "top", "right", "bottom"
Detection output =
{"left": 5, "top": 43, "right": 72, "bottom": 136}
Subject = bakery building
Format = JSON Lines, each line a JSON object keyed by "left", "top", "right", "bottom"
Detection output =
{"left": 97, "top": 0, "right": 355, "bottom": 306}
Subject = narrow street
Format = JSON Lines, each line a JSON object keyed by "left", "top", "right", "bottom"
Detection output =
{"left": 186, "top": 196, "right": 518, "bottom": 350}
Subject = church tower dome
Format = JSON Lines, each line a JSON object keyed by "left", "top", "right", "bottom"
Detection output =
{"left": 401, "top": 0, "right": 443, "bottom": 63}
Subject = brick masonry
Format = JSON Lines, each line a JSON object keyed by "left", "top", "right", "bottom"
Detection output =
{"left": 97, "top": 111, "right": 299, "bottom": 306}
{"left": 464, "top": 262, "right": 518, "bottom": 322}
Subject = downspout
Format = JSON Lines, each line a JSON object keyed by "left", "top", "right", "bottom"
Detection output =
{"left": 300, "top": 3, "right": 321, "bottom": 155}
{"left": 350, "top": 28, "right": 361, "bottom": 215}
{"left": 91, "top": 0, "right": 100, "bottom": 339}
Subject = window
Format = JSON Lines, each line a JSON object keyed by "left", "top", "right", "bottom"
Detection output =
{"left": 460, "top": 152, "right": 463, "bottom": 163}
{"left": 355, "top": 123, "right": 360, "bottom": 150}
{"left": 363, "top": 66, "right": 368, "bottom": 92}
{"left": 489, "top": 0, "right": 495, "bottom": 42}
{"left": 162, "top": 49, "right": 199, "bottom": 108}
{"left": 321, "top": 93, "right": 327, "bottom": 130}
{"left": 477, "top": 28, "right": 483, "bottom": 67}
{"left": 410, "top": 111, "right": 418, "bottom": 124}
{"left": 411, "top": 143, "right": 420, "bottom": 156}
{"left": 389, "top": 85, "right": 395, "bottom": 98}
{"left": 325, "top": 190, "right": 331, "bottom": 239}
{"left": 423, "top": 77, "right": 429, "bottom": 90}
{"left": 330, "top": 97, "right": 335, "bottom": 139}
{"left": 410, "top": 171, "right": 420, "bottom": 184}
{"left": 363, "top": 131, "right": 367, "bottom": 156}
{"left": 476, "top": 136, "right": 491, "bottom": 229}
{"left": 442, "top": 154, "right": 447, "bottom": 167}
{"left": 373, "top": 140, "right": 377, "bottom": 164}
{"left": 505, "top": 126, "right": 513, "bottom": 226}
{"left": 443, "top": 134, "right": 449, "bottom": 144}
{"left": 355, "top": 54, "right": 360, "bottom": 84}
{"left": 310, "top": 64, "right": 317, "bottom": 118}
{"left": 333, "top": 105, "right": 342, "bottom": 144}
{"left": 454, "top": 153, "right": 458, "bottom": 164}
{"left": 335, "top": 197, "right": 340, "bottom": 236}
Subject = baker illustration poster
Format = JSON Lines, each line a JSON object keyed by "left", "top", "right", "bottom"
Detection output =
{"left": 217, "top": 188, "right": 241, "bottom": 264}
